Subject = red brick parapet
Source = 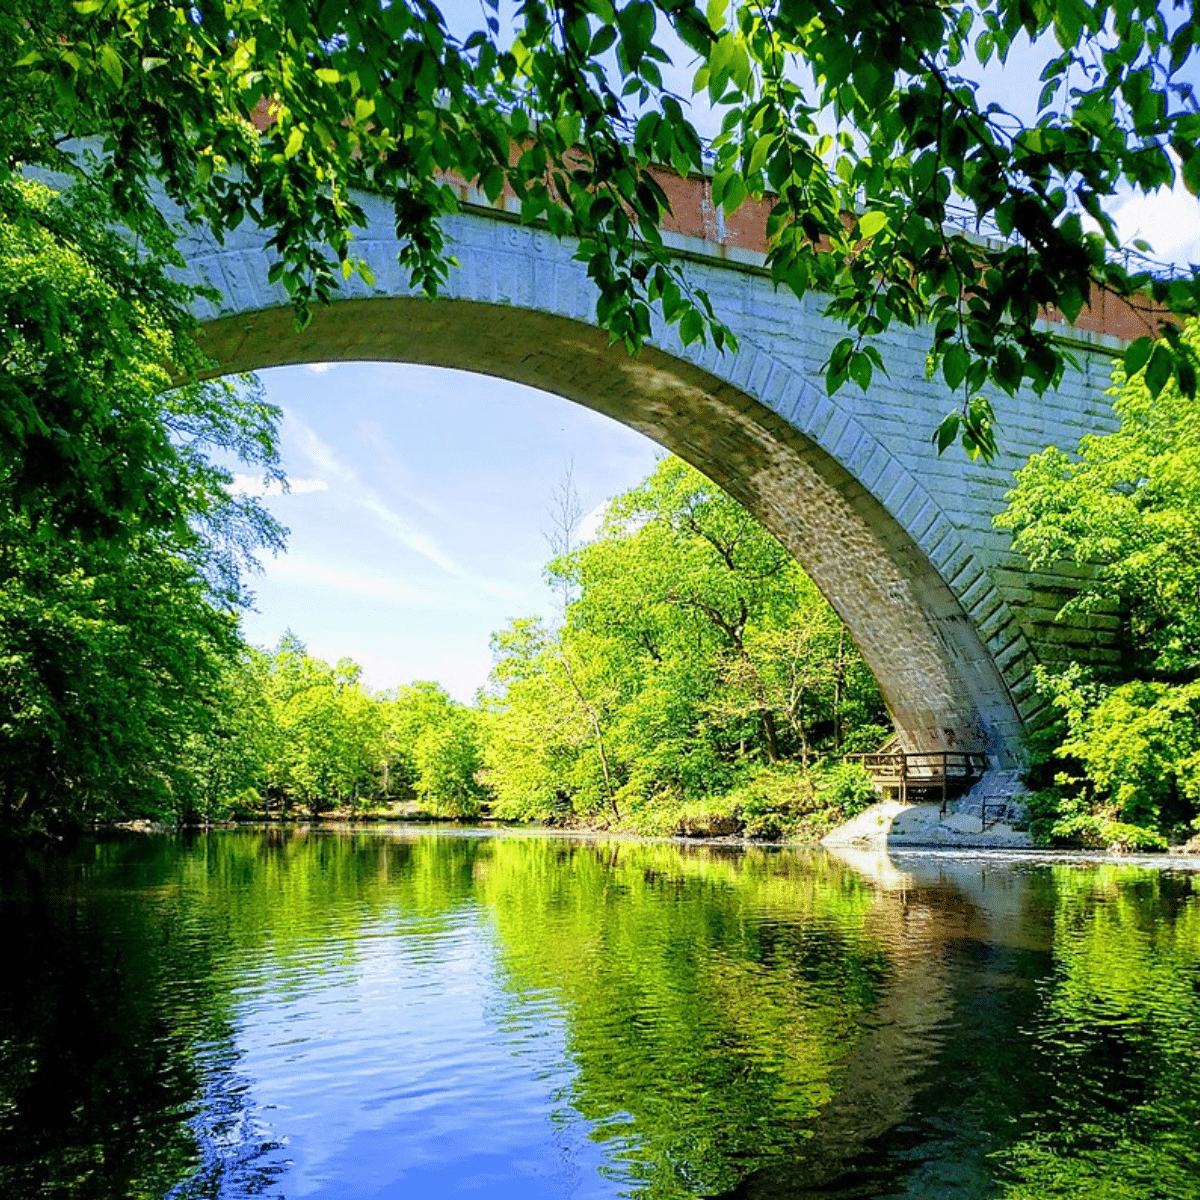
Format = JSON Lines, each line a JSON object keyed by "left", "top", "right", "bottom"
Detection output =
{"left": 247, "top": 89, "right": 1161, "bottom": 345}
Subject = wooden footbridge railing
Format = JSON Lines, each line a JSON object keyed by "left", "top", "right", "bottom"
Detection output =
{"left": 843, "top": 751, "right": 989, "bottom": 812}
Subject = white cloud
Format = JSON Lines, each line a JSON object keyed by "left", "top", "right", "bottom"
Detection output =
{"left": 283, "top": 413, "right": 524, "bottom": 600}
{"left": 260, "top": 556, "right": 521, "bottom": 620}
{"left": 262, "top": 556, "right": 433, "bottom": 607}
{"left": 304, "top": 362, "right": 336, "bottom": 374}
{"left": 290, "top": 418, "right": 346, "bottom": 480}
{"left": 356, "top": 490, "right": 469, "bottom": 579}
{"left": 230, "top": 473, "right": 329, "bottom": 497}
{"left": 578, "top": 499, "right": 609, "bottom": 541}
{"left": 1113, "top": 170, "right": 1200, "bottom": 267}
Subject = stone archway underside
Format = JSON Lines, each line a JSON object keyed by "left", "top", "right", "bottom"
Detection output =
{"left": 200, "top": 296, "right": 1026, "bottom": 766}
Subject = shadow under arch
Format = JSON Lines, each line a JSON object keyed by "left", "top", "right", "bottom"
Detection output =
{"left": 199, "top": 295, "right": 1025, "bottom": 765}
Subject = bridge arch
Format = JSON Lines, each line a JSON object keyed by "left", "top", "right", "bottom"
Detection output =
{"left": 187, "top": 201, "right": 1052, "bottom": 768}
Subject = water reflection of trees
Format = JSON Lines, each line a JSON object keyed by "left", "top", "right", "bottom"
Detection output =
{"left": 997, "top": 867, "right": 1200, "bottom": 1200}
{"left": 1, "top": 833, "right": 1198, "bottom": 1200}
{"left": 479, "top": 841, "right": 891, "bottom": 1198}
{"left": 481, "top": 844, "right": 1200, "bottom": 1200}
{"left": 0, "top": 840, "right": 260, "bottom": 1198}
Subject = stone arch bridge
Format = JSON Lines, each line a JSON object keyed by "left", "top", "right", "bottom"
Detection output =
{"left": 185, "top": 173, "right": 1142, "bottom": 771}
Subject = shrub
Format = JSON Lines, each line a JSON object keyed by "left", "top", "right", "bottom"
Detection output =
{"left": 815, "top": 761, "right": 878, "bottom": 819}
{"left": 1022, "top": 670, "right": 1200, "bottom": 849}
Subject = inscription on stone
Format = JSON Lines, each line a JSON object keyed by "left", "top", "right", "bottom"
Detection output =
{"left": 505, "top": 226, "right": 548, "bottom": 254}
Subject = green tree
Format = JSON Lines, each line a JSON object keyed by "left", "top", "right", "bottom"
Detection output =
{"left": 265, "top": 640, "right": 388, "bottom": 814}
{"left": 412, "top": 711, "right": 487, "bottom": 819}
{"left": 563, "top": 458, "right": 885, "bottom": 768}
{"left": 0, "top": 515, "right": 240, "bottom": 829}
{"left": 484, "top": 459, "right": 887, "bottom": 826}
{"left": 0, "top": 181, "right": 286, "bottom": 834}
{"left": 998, "top": 320, "right": 1200, "bottom": 848}
{"left": 6, "top": 0, "right": 1198, "bottom": 457}
{"left": 386, "top": 682, "right": 487, "bottom": 817}
{"left": 0, "top": 176, "right": 283, "bottom": 547}
{"left": 177, "top": 646, "right": 282, "bottom": 822}
{"left": 483, "top": 617, "right": 632, "bottom": 821}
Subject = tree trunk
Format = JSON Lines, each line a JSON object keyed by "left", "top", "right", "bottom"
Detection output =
{"left": 761, "top": 705, "right": 782, "bottom": 765}
{"left": 558, "top": 648, "right": 619, "bottom": 819}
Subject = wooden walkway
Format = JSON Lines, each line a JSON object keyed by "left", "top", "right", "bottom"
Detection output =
{"left": 843, "top": 750, "right": 988, "bottom": 811}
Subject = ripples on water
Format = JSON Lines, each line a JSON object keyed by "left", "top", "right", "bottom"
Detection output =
{"left": 0, "top": 830, "right": 1198, "bottom": 1199}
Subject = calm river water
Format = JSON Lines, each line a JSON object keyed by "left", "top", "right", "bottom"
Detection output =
{"left": 1, "top": 827, "right": 1199, "bottom": 1199}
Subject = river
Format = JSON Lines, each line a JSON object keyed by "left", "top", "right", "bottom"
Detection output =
{"left": 1, "top": 827, "right": 1198, "bottom": 1199}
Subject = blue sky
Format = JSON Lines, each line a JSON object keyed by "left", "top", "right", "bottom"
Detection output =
{"left": 234, "top": 17, "right": 1200, "bottom": 700}
{"left": 236, "top": 365, "right": 661, "bottom": 699}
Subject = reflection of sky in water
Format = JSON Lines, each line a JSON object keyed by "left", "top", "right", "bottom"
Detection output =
{"left": 8, "top": 833, "right": 1200, "bottom": 1200}
{"left": 196, "top": 906, "right": 618, "bottom": 1199}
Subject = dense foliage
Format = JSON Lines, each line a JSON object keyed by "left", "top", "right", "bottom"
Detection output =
{"left": 5, "top": 0, "right": 1199, "bottom": 458}
{"left": 130, "top": 459, "right": 886, "bottom": 837}
{"left": 998, "top": 319, "right": 1200, "bottom": 850}
{"left": 0, "top": 178, "right": 285, "bottom": 834}
{"left": 483, "top": 458, "right": 889, "bottom": 834}
{"left": 178, "top": 639, "right": 488, "bottom": 822}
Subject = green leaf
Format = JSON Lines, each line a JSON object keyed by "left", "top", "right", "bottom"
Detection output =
{"left": 934, "top": 411, "right": 961, "bottom": 455}
{"left": 1145, "top": 344, "right": 1173, "bottom": 398}
{"left": 964, "top": 396, "right": 997, "bottom": 461}
{"left": 1124, "top": 337, "right": 1153, "bottom": 377}
{"left": 555, "top": 111, "right": 582, "bottom": 148}
{"left": 1184, "top": 153, "right": 1200, "bottom": 198}
{"left": 995, "top": 344, "right": 1023, "bottom": 393}
{"left": 617, "top": 1, "right": 656, "bottom": 67}
{"left": 721, "top": 172, "right": 746, "bottom": 215}
{"left": 849, "top": 352, "right": 873, "bottom": 392}
{"left": 857, "top": 210, "right": 888, "bottom": 239}
{"left": 943, "top": 343, "right": 970, "bottom": 392}
{"left": 679, "top": 308, "right": 704, "bottom": 344}
{"left": 1059, "top": 283, "right": 1084, "bottom": 325}
{"left": 828, "top": 337, "right": 854, "bottom": 376}
{"left": 1177, "top": 356, "right": 1197, "bottom": 399}
{"left": 747, "top": 133, "right": 774, "bottom": 177}
{"left": 98, "top": 45, "right": 124, "bottom": 87}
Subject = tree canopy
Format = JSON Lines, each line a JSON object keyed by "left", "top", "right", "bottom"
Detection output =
{"left": 0, "top": 178, "right": 286, "bottom": 831}
{"left": 7, "top": 0, "right": 1200, "bottom": 455}
{"left": 483, "top": 458, "right": 887, "bottom": 832}
{"left": 998, "top": 317, "right": 1200, "bottom": 849}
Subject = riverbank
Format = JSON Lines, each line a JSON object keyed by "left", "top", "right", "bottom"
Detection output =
{"left": 118, "top": 815, "right": 1200, "bottom": 863}
{"left": 99, "top": 810, "right": 1200, "bottom": 863}
{"left": 111, "top": 784, "right": 1200, "bottom": 856}
{"left": 820, "top": 799, "right": 1034, "bottom": 850}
